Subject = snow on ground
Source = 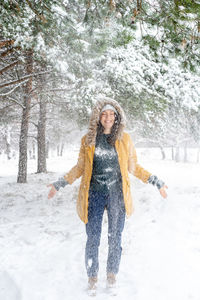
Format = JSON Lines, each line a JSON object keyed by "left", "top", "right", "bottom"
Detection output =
{"left": 0, "top": 146, "right": 200, "bottom": 300}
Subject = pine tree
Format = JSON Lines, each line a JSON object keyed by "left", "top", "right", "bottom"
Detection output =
{"left": 0, "top": 0, "right": 199, "bottom": 170}
{"left": 0, "top": 0, "right": 75, "bottom": 181}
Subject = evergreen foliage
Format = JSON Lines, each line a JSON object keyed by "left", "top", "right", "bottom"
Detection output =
{"left": 0, "top": 0, "right": 199, "bottom": 172}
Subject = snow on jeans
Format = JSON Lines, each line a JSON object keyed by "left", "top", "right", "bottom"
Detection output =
{"left": 85, "top": 187, "right": 125, "bottom": 278}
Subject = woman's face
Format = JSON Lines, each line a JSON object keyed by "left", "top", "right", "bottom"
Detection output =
{"left": 100, "top": 109, "right": 115, "bottom": 133}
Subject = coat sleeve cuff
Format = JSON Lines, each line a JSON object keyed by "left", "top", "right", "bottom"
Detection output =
{"left": 52, "top": 177, "right": 69, "bottom": 191}
{"left": 148, "top": 175, "right": 164, "bottom": 190}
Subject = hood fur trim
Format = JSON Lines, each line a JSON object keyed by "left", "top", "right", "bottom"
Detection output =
{"left": 85, "top": 98, "right": 126, "bottom": 146}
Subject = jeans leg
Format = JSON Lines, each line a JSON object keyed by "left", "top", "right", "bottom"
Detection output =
{"left": 106, "top": 189, "right": 125, "bottom": 275}
{"left": 85, "top": 190, "right": 106, "bottom": 277}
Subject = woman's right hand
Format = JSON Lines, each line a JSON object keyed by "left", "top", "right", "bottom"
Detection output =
{"left": 47, "top": 184, "right": 57, "bottom": 199}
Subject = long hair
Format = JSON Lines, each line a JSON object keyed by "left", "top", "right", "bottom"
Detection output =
{"left": 96, "top": 112, "right": 122, "bottom": 146}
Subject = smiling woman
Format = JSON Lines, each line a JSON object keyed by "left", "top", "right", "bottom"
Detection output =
{"left": 47, "top": 97, "right": 168, "bottom": 296}
{"left": 100, "top": 107, "right": 116, "bottom": 134}
{"left": 100, "top": 110, "right": 115, "bottom": 133}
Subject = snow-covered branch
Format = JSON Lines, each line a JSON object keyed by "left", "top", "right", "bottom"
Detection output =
{"left": 25, "top": 0, "right": 47, "bottom": 23}
{"left": 0, "top": 70, "right": 52, "bottom": 89}
{"left": 0, "top": 60, "right": 19, "bottom": 75}
{"left": 0, "top": 82, "right": 25, "bottom": 97}
{"left": 6, "top": 97, "right": 25, "bottom": 109}
{"left": 29, "top": 121, "right": 38, "bottom": 128}
{"left": 0, "top": 103, "right": 16, "bottom": 112}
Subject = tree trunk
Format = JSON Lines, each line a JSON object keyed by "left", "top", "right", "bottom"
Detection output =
{"left": 46, "top": 141, "right": 49, "bottom": 158}
{"left": 159, "top": 146, "right": 166, "bottom": 160}
{"left": 4, "top": 127, "right": 11, "bottom": 160}
{"left": 56, "top": 143, "right": 64, "bottom": 156}
{"left": 29, "top": 150, "right": 32, "bottom": 159}
{"left": 183, "top": 143, "right": 187, "bottom": 163}
{"left": 175, "top": 147, "right": 180, "bottom": 162}
{"left": 37, "top": 97, "right": 47, "bottom": 173}
{"left": 197, "top": 148, "right": 200, "bottom": 163}
{"left": 29, "top": 141, "right": 36, "bottom": 159}
{"left": 171, "top": 147, "right": 174, "bottom": 160}
{"left": 17, "top": 49, "right": 33, "bottom": 183}
{"left": 137, "top": 0, "right": 142, "bottom": 11}
{"left": 57, "top": 145, "right": 60, "bottom": 156}
{"left": 32, "top": 141, "right": 36, "bottom": 159}
{"left": 60, "top": 143, "right": 65, "bottom": 156}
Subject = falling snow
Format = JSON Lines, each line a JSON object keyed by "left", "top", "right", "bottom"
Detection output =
{"left": 0, "top": 144, "right": 200, "bottom": 300}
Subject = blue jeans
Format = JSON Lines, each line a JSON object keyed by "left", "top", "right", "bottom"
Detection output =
{"left": 85, "top": 188, "right": 125, "bottom": 278}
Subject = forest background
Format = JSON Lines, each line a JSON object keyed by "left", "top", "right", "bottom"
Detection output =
{"left": 0, "top": 0, "right": 200, "bottom": 183}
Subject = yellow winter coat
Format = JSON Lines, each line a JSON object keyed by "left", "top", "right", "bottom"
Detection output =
{"left": 64, "top": 131, "right": 151, "bottom": 224}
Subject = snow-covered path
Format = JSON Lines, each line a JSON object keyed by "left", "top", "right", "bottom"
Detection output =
{"left": 0, "top": 151, "right": 200, "bottom": 300}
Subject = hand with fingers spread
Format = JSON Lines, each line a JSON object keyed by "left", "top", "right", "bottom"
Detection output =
{"left": 159, "top": 185, "right": 168, "bottom": 198}
{"left": 47, "top": 177, "right": 68, "bottom": 199}
{"left": 47, "top": 184, "right": 57, "bottom": 199}
{"left": 148, "top": 175, "right": 168, "bottom": 198}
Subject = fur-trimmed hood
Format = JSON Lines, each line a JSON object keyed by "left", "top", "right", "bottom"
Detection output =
{"left": 85, "top": 98, "right": 126, "bottom": 146}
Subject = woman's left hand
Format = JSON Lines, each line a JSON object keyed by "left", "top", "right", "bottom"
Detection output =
{"left": 159, "top": 185, "right": 168, "bottom": 198}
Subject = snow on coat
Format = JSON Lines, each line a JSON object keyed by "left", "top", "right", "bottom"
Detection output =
{"left": 64, "top": 98, "right": 151, "bottom": 223}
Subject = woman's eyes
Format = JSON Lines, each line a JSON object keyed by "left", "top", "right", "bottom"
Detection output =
{"left": 102, "top": 113, "right": 114, "bottom": 116}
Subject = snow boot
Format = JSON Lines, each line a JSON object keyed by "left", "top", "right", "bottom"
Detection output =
{"left": 107, "top": 273, "right": 116, "bottom": 287}
{"left": 107, "top": 273, "right": 117, "bottom": 296}
{"left": 88, "top": 277, "right": 97, "bottom": 297}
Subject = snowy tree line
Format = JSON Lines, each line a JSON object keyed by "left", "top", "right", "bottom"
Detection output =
{"left": 0, "top": 0, "right": 199, "bottom": 183}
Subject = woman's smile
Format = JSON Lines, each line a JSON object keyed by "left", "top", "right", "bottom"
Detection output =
{"left": 100, "top": 110, "right": 115, "bottom": 133}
